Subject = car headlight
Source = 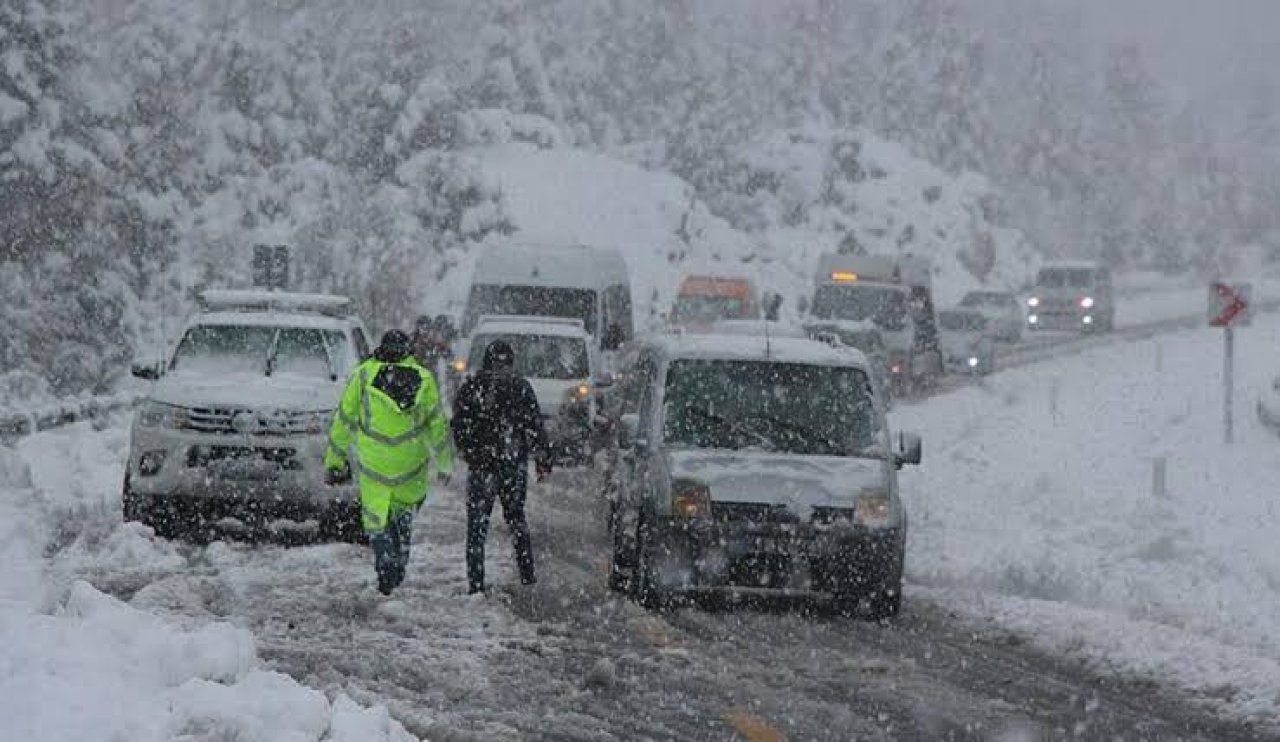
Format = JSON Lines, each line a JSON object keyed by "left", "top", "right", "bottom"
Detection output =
{"left": 567, "top": 383, "right": 592, "bottom": 402}
{"left": 451, "top": 358, "right": 467, "bottom": 374}
{"left": 854, "top": 490, "right": 892, "bottom": 526}
{"left": 671, "top": 479, "right": 712, "bottom": 519}
{"left": 137, "top": 402, "right": 185, "bottom": 429}
{"left": 1079, "top": 296, "right": 1094, "bottom": 309}
{"left": 967, "top": 356, "right": 979, "bottom": 368}
{"left": 1027, "top": 297, "right": 1040, "bottom": 308}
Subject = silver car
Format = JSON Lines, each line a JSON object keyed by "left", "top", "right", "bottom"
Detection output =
{"left": 1026, "top": 262, "right": 1115, "bottom": 332}
{"left": 606, "top": 332, "right": 921, "bottom": 619}
{"left": 938, "top": 309, "right": 997, "bottom": 376}
{"left": 958, "top": 290, "right": 1023, "bottom": 342}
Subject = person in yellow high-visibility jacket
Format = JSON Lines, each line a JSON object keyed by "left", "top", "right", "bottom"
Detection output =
{"left": 324, "top": 330, "right": 453, "bottom": 595}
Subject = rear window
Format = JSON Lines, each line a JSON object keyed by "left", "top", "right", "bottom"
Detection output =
{"left": 960, "top": 292, "right": 1010, "bottom": 307}
{"left": 939, "top": 312, "right": 987, "bottom": 332}
{"left": 469, "top": 333, "right": 589, "bottom": 379}
{"left": 1036, "top": 268, "right": 1095, "bottom": 289}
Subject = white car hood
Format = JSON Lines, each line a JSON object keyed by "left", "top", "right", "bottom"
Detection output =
{"left": 667, "top": 449, "right": 889, "bottom": 509}
{"left": 147, "top": 371, "right": 342, "bottom": 412}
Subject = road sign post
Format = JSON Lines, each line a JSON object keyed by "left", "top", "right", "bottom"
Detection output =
{"left": 1208, "top": 282, "right": 1252, "bottom": 444}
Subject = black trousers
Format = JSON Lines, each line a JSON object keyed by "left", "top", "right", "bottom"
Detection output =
{"left": 466, "top": 462, "right": 535, "bottom": 591}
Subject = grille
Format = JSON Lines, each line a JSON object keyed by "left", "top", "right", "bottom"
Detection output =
{"left": 187, "top": 445, "right": 301, "bottom": 469}
{"left": 182, "top": 407, "right": 318, "bottom": 436}
{"left": 712, "top": 502, "right": 799, "bottom": 524}
{"left": 712, "top": 502, "right": 856, "bottom": 526}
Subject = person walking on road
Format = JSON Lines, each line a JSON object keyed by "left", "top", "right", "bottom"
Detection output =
{"left": 325, "top": 330, "right": 453, "bottom": 595}
{"left": 451, "top": 339, "right": 552, "bottom": 594}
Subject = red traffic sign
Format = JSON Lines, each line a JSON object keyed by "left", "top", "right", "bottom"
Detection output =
{"left": 1208, "top": 282, "right": 1251, "bottom": 327}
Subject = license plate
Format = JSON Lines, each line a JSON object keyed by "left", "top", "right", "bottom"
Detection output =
{"left": 210, "top": 459, "right": 280, "bottom": 482}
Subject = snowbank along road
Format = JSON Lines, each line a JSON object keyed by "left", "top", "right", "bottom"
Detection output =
{"left": 16, "top": 289, "right": 1280, "bottom": 740}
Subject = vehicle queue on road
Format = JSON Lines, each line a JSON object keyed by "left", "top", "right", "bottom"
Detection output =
{"left": 123, "top": 241, "right": 1108, "bottom": 620}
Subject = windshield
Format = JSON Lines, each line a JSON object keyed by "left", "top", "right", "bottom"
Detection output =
{"left": 811, "top": 285, "right": 909, "bottom": 331}
{"left": 671, "top": 295, "right": 750, "bottom": 324}
{"left": 960, "top": 292, "right": 1009, "bottom": 307}
{"left": 465, "top": 285, "right": 597, "bottom": 335}
{"left": 939, "top": 312, "right": 987, "bottom": 332}
{"left": 662, "top": 360, "right": 882, "bottom": 456}
{"left": 171, "top": 325, "right": 350, "bottom": 377}
{"left": 1036, "top": 268, "right": 1094, "bottom": 289}
{"left": 469, "top": 333, "right": 589, "bottom": 379}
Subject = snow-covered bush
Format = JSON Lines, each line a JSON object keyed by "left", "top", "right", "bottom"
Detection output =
{"left": 709, "top": 125, "right": 1038, "bottom": 304}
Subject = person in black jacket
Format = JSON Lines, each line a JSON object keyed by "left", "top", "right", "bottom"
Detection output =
{"left": 451, "top": 339, "right": 552, "bottom": 594}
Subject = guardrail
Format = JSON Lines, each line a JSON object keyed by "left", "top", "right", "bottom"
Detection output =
{"left": 0, "top": 392, "right": 137, "bottom": 440}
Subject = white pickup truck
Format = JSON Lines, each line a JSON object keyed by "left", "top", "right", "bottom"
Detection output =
{"left": 123, "top": 290, "right": 372, "bottom": 542}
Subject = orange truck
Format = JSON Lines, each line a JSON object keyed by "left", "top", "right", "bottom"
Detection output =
{"left": 668, "top": 275, "right": 762, "bottom": 329}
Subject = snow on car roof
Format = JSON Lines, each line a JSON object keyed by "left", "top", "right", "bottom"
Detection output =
{"left": 650, "top": 332, "right": 869, "bottom": 369}
{"left": 191, "top": 312, "right": 356, "bottom": 331}
{"left": 471, "top": 315, "right": 589, "bottom": 338}
{"left": 1038, "top": 260, "right": 1105, "bottom": 271}
{"left": 198, "top": 289, "right": 352, "bottom": 315}
{"left": 472, "top": 242, "right": 629, "bottom": 289}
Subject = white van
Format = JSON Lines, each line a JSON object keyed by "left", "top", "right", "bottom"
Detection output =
{"left": 461, "top": 243, "right": 634, "bottom": 354}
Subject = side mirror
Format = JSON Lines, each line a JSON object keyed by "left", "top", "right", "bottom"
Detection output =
{"left": 765, "top": 293, "right": 783, "bottom": 321}
{"left": 895, "top": 432, "right": 922, "bottom": 468}
{"left": 619, "top": 412, "right": 642, "bottom": 450}
{"left": 131, "top": 363, "right": 161, "bottom": 381}
{"left": 602, "top": 323, "right": 625, "bottom": 351}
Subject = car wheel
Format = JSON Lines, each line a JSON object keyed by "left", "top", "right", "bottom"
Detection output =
{"left": 607, "top": 512, "right": 636, "bottom": 594}
{"left": 321, "top": 503, "right": 366, "bottom": 544}
{"left": 634, "top": 516, "right": 673, "bottom": 611}
{"left": 121, "top": 474, "right": 143, "bottom": 523}
{"left": 866, "top": 578, "right": 903, "bottom": 620}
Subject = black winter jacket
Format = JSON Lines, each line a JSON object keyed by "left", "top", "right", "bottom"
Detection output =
{"left": 451, "top": 368, "right": 549, "bottom": 470}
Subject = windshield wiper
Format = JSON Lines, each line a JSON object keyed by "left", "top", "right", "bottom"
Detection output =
{"left": 678, "top": 406, "right": 771, "bottom": 449}
{"left": 264, "top": 329, "right": 281, "bottom": 377}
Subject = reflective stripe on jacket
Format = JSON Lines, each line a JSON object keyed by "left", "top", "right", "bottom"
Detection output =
{"left": 325, "top": 357, "right": 453, "bottom": 531}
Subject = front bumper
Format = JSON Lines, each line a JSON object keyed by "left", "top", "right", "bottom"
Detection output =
{"left": 649, "top": 516, "right": 904, "bottom": 598}
{"left": 944, "top": 355, "right": 991, "bottom": 375}
{"left": 127, "top": 425, "right": 357, "bottom": 509}
{"left": 1027, "top": 310, "right": 1097, "bottom": 330}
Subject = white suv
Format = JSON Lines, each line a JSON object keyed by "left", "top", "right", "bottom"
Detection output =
{"left": 460, "top": 315, "right": 607, "bottom": 464}
{"left": 123, "top": 290, "right": 371, "bottom": 542}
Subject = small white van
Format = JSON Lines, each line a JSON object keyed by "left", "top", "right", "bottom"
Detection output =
{"left": 461, "top": 242, "right": 634, "bottom": 354}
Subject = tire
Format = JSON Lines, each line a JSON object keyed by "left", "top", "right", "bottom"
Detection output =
{"left": 866, "top": 578, "right": 903, "bottom": 621}
{"left": 121, "top": 474, "right": 142, "bottom": 523}
{"left": 633, "top": 516, "right": 673, "bottom": 611}
{"left": 321, "top": 502, "right": 365, "bottom": 544}
{"left": 607, "top": 525, "right": 634, "bottom": 594}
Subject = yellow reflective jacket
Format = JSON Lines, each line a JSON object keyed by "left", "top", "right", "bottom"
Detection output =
{"left": 324, "top": 357, "right": 453, "bottom": 531}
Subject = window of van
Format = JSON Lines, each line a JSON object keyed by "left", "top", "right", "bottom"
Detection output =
{"left": 811, "top": 285, "right": 909, "bottom": 331}
{"left": 465, "top": 285, "right": 597, "bottom": 335}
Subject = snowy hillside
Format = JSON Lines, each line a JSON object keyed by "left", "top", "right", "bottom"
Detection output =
{"left": 711, "top": 125, "right": 1039, "bottom": 307}
{"left": 436, "top": 131, "right": 1036, "bottom": 329}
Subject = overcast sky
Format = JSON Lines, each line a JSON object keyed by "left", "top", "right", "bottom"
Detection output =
{"left": 1054, "top": 0, "right": 1277, "bottom": 97}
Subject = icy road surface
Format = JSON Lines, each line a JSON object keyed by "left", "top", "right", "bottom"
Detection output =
{"left": 15, "top": 305, "right": 1280, "bottom": 740}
